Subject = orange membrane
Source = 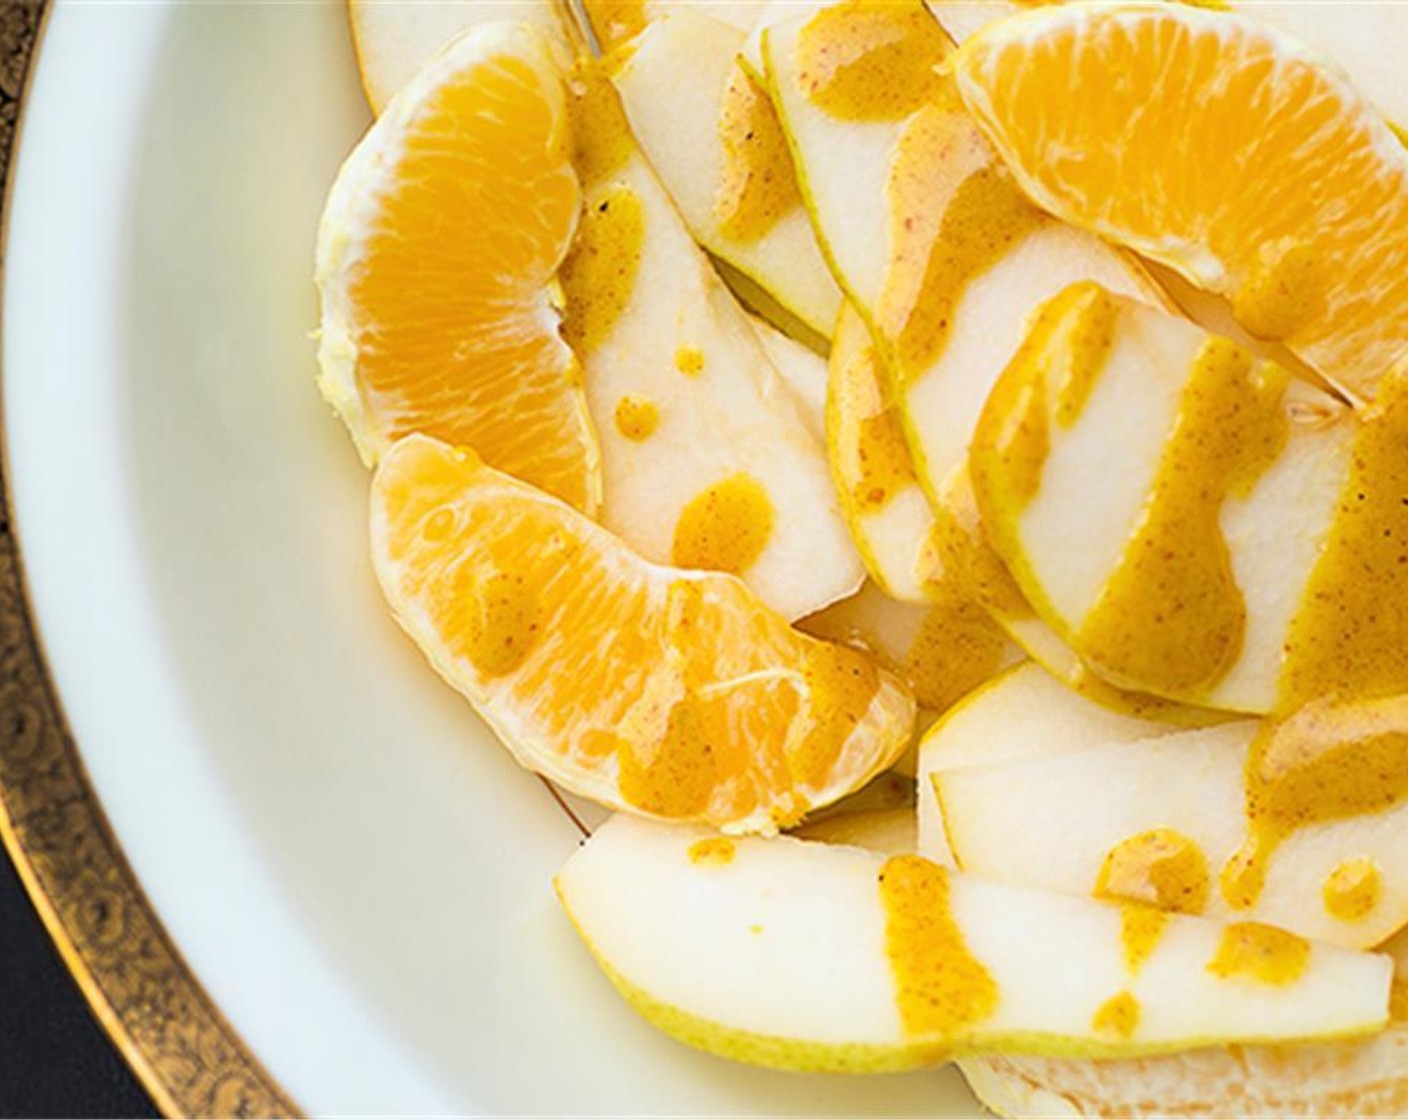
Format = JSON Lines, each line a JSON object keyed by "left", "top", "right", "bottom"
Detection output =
{"left": 614, "top": 395, "right": 658, "bottom": 441}
{"left": 671, "top": 474, "right": 776, "bottom": 577}
{"left": 879, "top": 855, "right": 998, "bottom": 1040}
{"left": 716, "top": 66, "right": 802, "bottom": 243}
{"left": 881, "top": 105, "right": 1046, "bottom": 382}
{"left": 1095, "top": 829, "right": 1211, "bottom": 916}
{"left": 795, "top": 0, "right": 952, "bottom": 122}
{"left": 1207, "top": 922, "right": 1310, "bottom": 986}
{"left": 1226, "top": 375, "right": 1408, "bottom": 908}
{"left": 1091, "top": 991, "right": 1141, "bottom": 1040}
{"left": 1076, "top": 338, "right": 1290, "bottom": 696}
{"left": 1322, "top": 857, "right": 1382, "bottom": 924}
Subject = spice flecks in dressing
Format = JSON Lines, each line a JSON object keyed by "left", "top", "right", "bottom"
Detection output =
{"left": 1116, "top": 903, "right": 1171, "bottom": 976}
{"left": 1091, "top": 991, "right": 1140, "bottom": 1039}
{"left": 1323, "top": 857, "right": 1381, "bottom": 923}
{"left": 560, "top": 185, "right": 646, "bottom": 355}
{"left": 1095, "top": 829, "right": 1210, "bottom": 916}
{"left": 883, "top": 108, "right": 1047, "bottom": 381}
{"left": 879, "top": 855, "right": 999, "bottom": 1038}
{"left": 454, "top": 567, "right": 544, "bottom": 677}
{"left": 903, "top": 583, "right": 1015, "bottom": 714}
{"left": 1207, "top": 922, "right": 1309, "bottom": 986}
{"left": 716, "top": 66, "right": 802, "bottom": 243}
{"left": 688, "top": 837, "right": 736, "bottom": 866}
{"left": 1233, "top": 239, "right": 1325, "bottom": 343}
{"left": 614, "top": 394, "right": 659, "bottom": 441}
{"left": 671, "top": 474, "right": 776, "bottom": 577}
{"left": 1076, "top": 338, "right": 1290, "bottom": 697}
{"left": 795, "top": 0, "right": 952, "bottom": 123}
{"left": 1224, "top": 696, "right": 1408, "bottom": 908}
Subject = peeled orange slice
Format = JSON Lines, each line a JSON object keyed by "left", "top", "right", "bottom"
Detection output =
{"left": 371, "top": 434, "right": 916, "bottom": 833}
{"left": 317, "top": 23, "right": 601, "bottom": 512}
{"left": 952, "top": 5, "right": 1408, "bottom": 401}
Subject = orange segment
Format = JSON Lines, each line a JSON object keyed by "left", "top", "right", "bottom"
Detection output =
{"left": 371, "top": 434, "right": 916, "bottom": 833}
{"left": 952, "top": 5, "right": 1408, "bottom": 401}
{"left": 317, "top": 24, "right": 600, "bottom": 512}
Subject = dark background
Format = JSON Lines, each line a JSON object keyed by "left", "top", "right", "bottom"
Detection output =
{"left": 0, "top": 843, "right": 155, "bottom": 1118}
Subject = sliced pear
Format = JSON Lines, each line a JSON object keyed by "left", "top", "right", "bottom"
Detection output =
{"left": 915, "top": 662, "right": 1184, "bottom": 867}
{"left": 582, "top": 0, "right": 784, "bottom": 50}
{"left": 563, "top": 68, "right": 862, "bottom": 620}
{"left": 750, "top": 315, "right": 825, "bottom": 440}
{"left": 349, "top": 0, "right": 572, "bottom": 112}
{"left": 932, "top": 718, "right": 1408, "bottom": 950}
{"left": 826, "top": 305, "right": 939, "bottom": 602}
{"left": 926, "top": 0, "right": 1408, "bottom": 135}
{"left": 792, "top": 770, "right": 917, "bottom": 853}
{"left": 971, "top": 282, "right": 1352, "bottom": 712}
{"left": 609, "top": 11, "right": 843, "bottom": 337}
{"left": 958, "top": 931, "right": 1408, "bottom": 1119}
{"left": 801, "top": 580, "right": 1021, "bottom": 716}
{"left": 557, "top": 814, "right": 1391, "bottom": 1073}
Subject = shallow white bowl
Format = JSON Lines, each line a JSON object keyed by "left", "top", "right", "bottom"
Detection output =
{"left": 4, "top": 3, "right": 977, "bottom": 1113}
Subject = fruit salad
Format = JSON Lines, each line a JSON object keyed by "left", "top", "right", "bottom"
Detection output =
{"left": 319, "top": 1, "right": 1408, "bottom": 1114}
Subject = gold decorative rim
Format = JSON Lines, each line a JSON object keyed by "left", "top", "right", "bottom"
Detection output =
{"left": 0, "top": 5, "right": 299, "bottom": 1115}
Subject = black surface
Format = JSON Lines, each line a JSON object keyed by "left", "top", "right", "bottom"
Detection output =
{"left": 0, "top": 839, "right": 156, "bottom": 1118}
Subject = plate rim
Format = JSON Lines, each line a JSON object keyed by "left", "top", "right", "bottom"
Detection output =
{"left": 0, "top": 4, "right": 298, "bottom": 1115}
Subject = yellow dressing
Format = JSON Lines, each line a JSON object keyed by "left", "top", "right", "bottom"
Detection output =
{"left": 566, "top": 63, "right": 636, "bottom": 186}
{"left": 1115, "top": 903, "right": 1171, "bottom": 976}
{"left": 853, "top": 407, "right": 918, "bottom": 511}
{"left": 671, "top": 474, "right": 776, "bottom": 576}
{"left": 1091, "top": 991, "right": 1140, "bottom": 1039}
{"left": 674, "top": 346, "right": 705, "bottom": 377}
{"left": 688, "top": 837, "right": 736, "bottom": 866}
{"left": 922, "top": 475, "right": 1031, "bottom": 619}
{"left": 1094, "top": 829, "right": 1211, "bottom": 916}
{"left": 883, "top": 109, "right": 1048, "bottom": 381}
{"left": 904, "top": 583, "right": 1014, "bottom": 713}
{"left": 1392, "top": 978, "right": 1408, "bottom": 1022}
{"left": 1232, "top": 239, "right": 1325, "bottom": 343}
{"left": 1207, "top": 922, "right": 1309, "bottom": 986}
{"left": 454, "top": 567, "right": 544, "bottom": 677}
{"left": 1224, "top": 696, "right": 1408, "bottom": 908}
{"left": 972, "top": 282, "right": 1119, "bottom": 521}
{"left": 581, "top": 0, "right": 647, "bottom": 52}
{"left": 1076, "top": 339, "right": 1290, "bottom": 696}
{"left": 1323, "top": 857, "right": 1381, "bottom": 923}
{"left": 614, "top": 394, "right": 659, "bottom": 441}
{"left": 795, "top": 0, "right": 952, "bottom": 123}
{"left": 716, "top": 66, "right": 802, "bottom": 243}
{"left": 560, "top": 185, "right": 646, "bottom": 355}
{"left": 617, "top": 694, "right": 722, "bottom": 818}
{"left": 878, "top": 855, "right": 999, "bottom": 1039}
{"left": 793, "top": 645, "right": 885, "bottom": 788}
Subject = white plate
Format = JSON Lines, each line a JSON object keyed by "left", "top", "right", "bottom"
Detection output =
{"left": 3, "top": 4, "right": 977, "bottom": 1113}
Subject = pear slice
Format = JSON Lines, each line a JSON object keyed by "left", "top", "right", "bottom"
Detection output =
{"left": 931, "top": 717, "right": 1408, "bottom": 950}
{"left": 609, "top": 11, "right": 843, "bottom": 337}
{"left": 926, "top": 1, "right": 1408, "bottom": 135}
{"left": 557, "top": 814, "right": 1391, "bottom": 1073}
{"left": 750, "top": 315, "right": 825, "bottom": 440}
{"left": 971, "top": 282, "right": 1352, "bottom": 712}
{"left": 801, "top": 580, "right": 1021, "bottom": 716}
{"left": 826, "top": 305, "right": 939, "bottom": 602}
{"left": 958, "top": 930, "right": 1408, "bottom": 1118}
{"left": 791, "top": 770, "right": 916, "bottom": 853}
{"left": 350, "top": 0, "right": 572, "bottom": 112}
{"left": 915, "top": 662, "right": 1184, "bottom": 867}
{"left": 563, "top": 68, "right": 862, "bottom": 620}
{"left": 582, "top": 0, "right": 783, "bottom": 50}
